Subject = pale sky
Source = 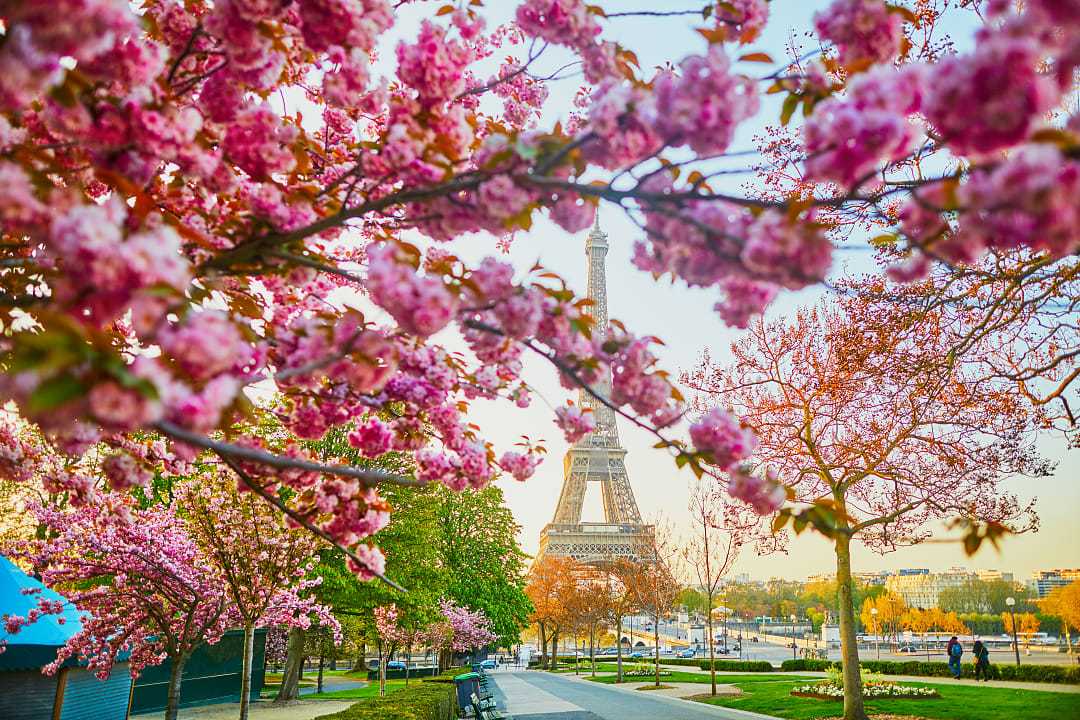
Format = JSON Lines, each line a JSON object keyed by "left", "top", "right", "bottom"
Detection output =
{"left": 367, "top": 2, "right": 1080, "bottom": 581}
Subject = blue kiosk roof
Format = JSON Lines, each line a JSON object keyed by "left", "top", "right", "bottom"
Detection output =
{"left": 0, "top": 555, "right": 84, "bottom": 671}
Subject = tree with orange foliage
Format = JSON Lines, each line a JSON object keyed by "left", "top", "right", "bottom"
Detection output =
{"left": 621, "top": 519, "right": 682, "bottom": 688}
{"left": 602, "top": 560, "right": 640, "bottom": 683}
{"left": 525, "top": 555, "right": 580, "bottom": 669}
{"left": 1042, "top": 581, "right": 1080, "bottom": 655}
{"left": 686, "top": 287, "right": 1047, "bottom": 720}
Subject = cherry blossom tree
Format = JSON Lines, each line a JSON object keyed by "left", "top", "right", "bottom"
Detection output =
{"left": 8, "top": 501, "right": 232, "bottom": 720}
{"left": 440, "top": 597, "right": 497, "bottom": 657}
{"left": 373, "top": 604, "right": 410, "bottom": 695}
{"left": 0, "top": 0, "right": 1074, "bottom": 587}
{"left": 178, "top": 476, "right": 337, "bottom": 720}
{"left": 685, "top": 290, "right": 1048, "bottom": 719}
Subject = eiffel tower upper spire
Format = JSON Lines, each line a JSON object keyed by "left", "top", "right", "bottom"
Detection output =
{"left": 543, "top": 215, "right": 645, "bottom": 532}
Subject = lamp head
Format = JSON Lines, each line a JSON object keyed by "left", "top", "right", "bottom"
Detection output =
{"left": 1006, "top": 596, "right": 1016, "bottom": 607}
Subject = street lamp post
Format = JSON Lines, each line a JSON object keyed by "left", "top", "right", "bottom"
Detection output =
{"left": 871, "top": 607, "right": 880, "bottom": 660}
{"left": 1006, "top": 596, "right": 1021, "bottom": 667}
{"left": 790, "top": 615, "right": 797, "bottom": 660}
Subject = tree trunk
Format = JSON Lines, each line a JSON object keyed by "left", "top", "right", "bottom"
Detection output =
{"left": 615, "top": 615, "right": 624, "bottom": 683}
{"left": 274, "top": 626, "right": 306, "bottom": 704}
{"left": 589, "top": 625, "right": 596, "bottom": 677}
{"left": 549, "top": 631, "right": 559, "bottom": 670}
{"left": 653, "top": 617, "right": 661, "bottom": 688}
{"left": 317, "top": 631, "right": 325, "bottom": 695}
{"left": 378, "top": 641, "right": 387, "bottom": 696}
{"left": 405, "top": 643, "right": 411, "bottom": 687}
{"left": 835, "top": 533, "right": 868, "bottom": 720}
{"left": 707, "top": 600, "right": 716, "bottom": 695}
{"left": 163, "top": 654, "right": 187, "bottom": 720}
{"left": 239, "top": 624, "right": 255, "bottom": 720}
{"left": 538, "top": 622, "right": 548, "bottom": 669}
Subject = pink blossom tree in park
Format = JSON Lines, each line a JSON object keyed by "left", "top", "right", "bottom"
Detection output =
{"left": 373, "top": 603, "right": 411, "bottom": 695}
{"left": 6, "top": 502, "right": 233, "bottom": 720}
{"left": 178, "top": 477, "right": 338, "bottom": 720}
{"left": 424, "top": 599, "right": 496, "bottom": 672}
{"left": 0, "top": 0, "right": 1076, "bottom": 590}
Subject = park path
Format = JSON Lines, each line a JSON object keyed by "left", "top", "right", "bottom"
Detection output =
{"left": 487, "top": 669, "right": 774, "bottom": 720}
{"left": 132, "top": 699, "right": 352, "bottom": 720}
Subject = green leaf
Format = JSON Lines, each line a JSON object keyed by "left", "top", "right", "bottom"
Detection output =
{"left": 780, "top": 94, "right": 800, "bottom": 126}
{"left": 28, "top": 374, "right": 86, "bottom": 413}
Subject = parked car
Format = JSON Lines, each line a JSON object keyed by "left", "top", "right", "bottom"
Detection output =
{"left": 897, "top": 645, "right": 919, "bottom": 654}
{"left": 676, "top": 649, "right": 696, "bottom": 659}
{"left": 387, "top": 660, "right": 406, "bottom": 670}
{"left": 629, "top": 651, "right": 645, "bottom": 659}
{"left": 480, "top": 659, "right": 497, "bottom": 670}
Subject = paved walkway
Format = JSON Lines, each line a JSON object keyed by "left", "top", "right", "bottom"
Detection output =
{"left": 132, "top": 699, "right": 352, "bottom": 720}
{"left": 488, "top": 670, "right": 774, "bottom": 720}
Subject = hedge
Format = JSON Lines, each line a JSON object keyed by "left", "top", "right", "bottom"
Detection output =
{"left": 779, "top": 658, "right": 1080, "bottom": 684}
{"left": 699, "top": 659, "right": 775, "bottom": 672}
{"left": 314, "top": 680, "right": 458, "bottom": 720}
{"left": 365, "top": 667, "right": 441, "bottom": 681}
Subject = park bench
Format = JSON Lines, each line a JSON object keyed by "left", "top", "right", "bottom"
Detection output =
{"left": 470, "top": 691, "right": 504, "bottom": 720}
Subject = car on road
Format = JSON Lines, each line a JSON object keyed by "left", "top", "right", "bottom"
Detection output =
{"left": 676, "top": 649, "right": 696, "bottom": 659}
{"left": 629, "top": 651, "right": 646, "bottom": 659}
{"left": 897, "top": 645, "right": 919, "bottom": 654}
{"left": 387, "top": 660, "right": 406, "bottom": 670}
{"left": 479, "top": 659, "right": 497, "bottom": 670}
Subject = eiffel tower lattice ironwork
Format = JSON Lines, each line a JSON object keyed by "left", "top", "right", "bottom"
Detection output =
{"left": 537, "top": 217, "right": 653, "bottom": 567}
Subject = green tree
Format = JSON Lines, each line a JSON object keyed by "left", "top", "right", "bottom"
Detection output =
{"left": 431, "top": 484, "right": 532, "bottom": 646}
{"left": 677, "top": 587, "right": 709, "bottom": 615}
{"left": 939, "top": 579, "right": 1036, "bottom": 614}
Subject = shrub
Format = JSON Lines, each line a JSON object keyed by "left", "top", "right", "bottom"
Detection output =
{"left": 781, "top": 659, "right": 836, "bottom": 672}
{"left": 699, "top": 659, "right": 775, "bottom": 672}
{"left": 314, "top": 680, "right": 458, "bottom": 720}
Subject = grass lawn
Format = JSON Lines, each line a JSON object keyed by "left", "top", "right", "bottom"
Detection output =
{"left": 693, "top": 676, "right": 1080, "bottom": 720}
{"left": 306, "top": 678, "right": 410, "bottom": 700}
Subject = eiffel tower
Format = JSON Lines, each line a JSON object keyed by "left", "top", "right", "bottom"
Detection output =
{"left": 537, "top": 217, "right": 653, "bottom": 567}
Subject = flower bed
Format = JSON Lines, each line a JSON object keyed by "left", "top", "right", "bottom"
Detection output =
{"left": 791, "top": 681, "right": 940, "bottom": 700}
{"left": 624, "top": 669, "right": 671, "bottom": 677}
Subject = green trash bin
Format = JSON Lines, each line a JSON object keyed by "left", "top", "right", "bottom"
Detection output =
{"left": 453, "top": 672, "right": 482, "bottom": 713}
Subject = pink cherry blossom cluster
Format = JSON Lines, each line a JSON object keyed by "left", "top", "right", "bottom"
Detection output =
{"left": 554, "top": 404, "right": 596, "bottom": 444}
{"left": 803, "top": 65, "right": 925, "bottom": 187}
{"left": 727, "top": 466, "right": 786, "bottom": 515}
{"left": 514, "top": 0, "right": 617, "bottom": 83}
{"left": 653, "top": 46, "right": 760, "bottom": 156}
{"left": 633, "top": 181, "right": 832, "bottom": 326}
{"left": 689, "top": 408, "right": 758, "bottom": 470}
{"left": 714, "top": 0, "right": 771, "bottom": 43}
{"left": 813, "top": 0, "right": 903, "bottom": 67}
{"left": 489, "top": 60, "right": 551, "bottom": 128}
{"left": 498, "top": 450, "right": 540, "bottom": 482}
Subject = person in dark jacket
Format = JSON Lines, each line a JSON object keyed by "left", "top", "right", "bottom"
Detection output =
{"left": 973, "top": 640, "right": 992, "bottom": 681}
{"left": 946, "top": 636, "right": 962, "bottom": 679}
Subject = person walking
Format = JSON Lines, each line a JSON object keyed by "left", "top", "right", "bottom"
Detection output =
{"left": 946, "top": 636, "right": 963, "bottom": 679}
{"left": 973, "top": 640, "right": 992, "bottom": 681}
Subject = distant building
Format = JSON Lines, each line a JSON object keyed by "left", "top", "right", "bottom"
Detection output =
{"left": 806, "top": 573, "right": 835, "bottom": 584}
{"left": 975, "top": 569, "right": 1014, "bottom": 583}
{"left": 885, "top": 568, "right": 974, "bottom": 609}
{"left": 1030, "top": 569, "right": 1080, "bottom": 597}
{"left": 898, "top": 568, "right": 930, "bottom": 576}
{"left": 853, "top": 571, "right": 891, "bottom": 586}
{"left": 733, "top": 573, "right": 751, "bottom": 585}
